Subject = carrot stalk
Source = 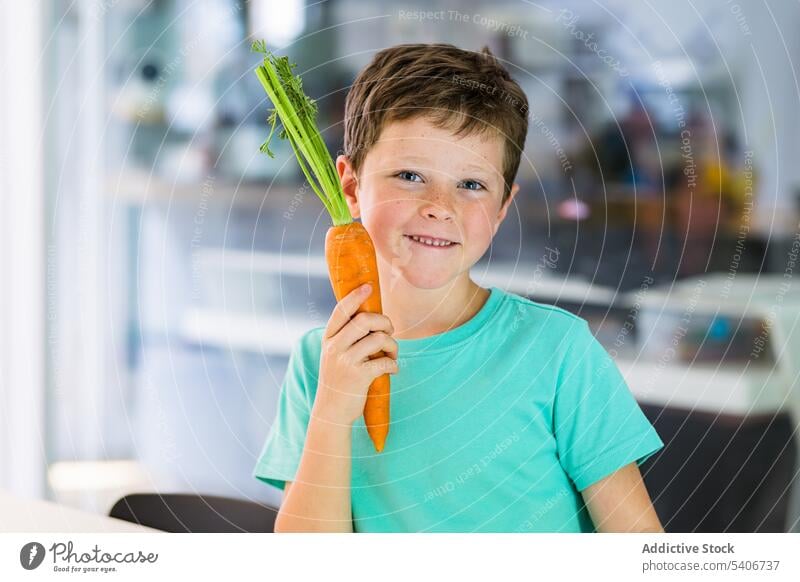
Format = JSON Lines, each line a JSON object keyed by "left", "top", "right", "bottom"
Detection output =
{"left": 252, "top": 40, "right": 390, "bottom": 452}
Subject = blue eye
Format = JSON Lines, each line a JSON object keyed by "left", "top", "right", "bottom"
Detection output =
{"left": 396, "top": 171, "right": 423, "bottom": 183}
{"left": 459, "top": 179, "right": 486, "bottom": 191}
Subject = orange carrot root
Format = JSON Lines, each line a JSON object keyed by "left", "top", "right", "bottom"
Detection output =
{"left": 325, "top": 222, "right": 390, "bottom": 452}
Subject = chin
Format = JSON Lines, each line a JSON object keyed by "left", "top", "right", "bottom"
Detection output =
{"left": 403, "top": 274, "right": 454, "bottom": 290}
{"left": 385, "top": 266, "right": 462, "bottom": 291}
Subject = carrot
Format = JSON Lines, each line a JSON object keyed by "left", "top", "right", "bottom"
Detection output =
{"left": 325, "top": 223, "right": 390, "bottom": 451}
{"left": 251, "top": 40, "right": 390, "bottom": 452}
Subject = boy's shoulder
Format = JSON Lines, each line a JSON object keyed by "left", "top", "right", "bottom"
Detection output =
{"left": 500, "top": 288, "right": 581, "bottom": 318}
{"left": 496, "top": 288, "right": 586, "bottom": 328}
{"left": 296, "top": 326, "right": 326, "bottom": 353}
{"left": 491, "top": 288, "right": 593, "bottom": 352}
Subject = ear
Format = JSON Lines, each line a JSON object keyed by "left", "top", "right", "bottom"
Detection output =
{"left": 336, "top": 154, "right": 360, "bottom": 219}
{"left": 493, "top": 182, "right": 519, "bottom": 235}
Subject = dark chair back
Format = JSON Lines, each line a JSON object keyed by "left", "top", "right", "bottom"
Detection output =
{"left": 109, "top": 493, "right": 279, "bottom": 532}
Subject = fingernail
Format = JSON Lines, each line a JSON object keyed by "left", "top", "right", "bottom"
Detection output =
{"left": 361, "top": 283, "right": 372, "bottom": 293}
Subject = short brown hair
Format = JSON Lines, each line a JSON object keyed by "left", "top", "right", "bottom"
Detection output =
{"left": 342, "top": 43, "right": 529, "bottom": 206}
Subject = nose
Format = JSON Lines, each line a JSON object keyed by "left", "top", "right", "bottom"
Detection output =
{"left": 418, "top": 189, "right": 455, "bottom": 222}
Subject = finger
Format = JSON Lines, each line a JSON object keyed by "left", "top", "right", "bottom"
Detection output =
{"left": 325, "top": 283, "right": 372, "bottom": 339}
{"left": 350, "top": 331, "right": 399, "bottom": 363}
{"left": 365, "top": 357, "right": 399, "bottom": 377}
{"left": 338, "top": 312, "right": 395, "bottom": 348}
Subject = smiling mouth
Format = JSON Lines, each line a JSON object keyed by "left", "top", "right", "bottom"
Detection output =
{"left": 404, "top": 234, "right": 460, "bottom": 248}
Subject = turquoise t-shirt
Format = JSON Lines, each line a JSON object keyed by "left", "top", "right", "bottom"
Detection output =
{"left": 253, "top": 286, "right": 664, "bottom": 532}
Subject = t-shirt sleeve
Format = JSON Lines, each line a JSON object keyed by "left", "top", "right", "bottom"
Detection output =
{"left": 553, "top": 320, "right": 664, "bottom": 491}
{"left": 252, "top": 330, "right": 319, "bottom": 491}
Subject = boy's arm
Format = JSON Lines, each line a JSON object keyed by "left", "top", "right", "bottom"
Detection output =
{"left": 273, "top": 409, "right": 354, "bottom": 533}
{"left": 272, "top": 285, "right": 395, "bottom": 533}
{"left": 580, "top": 462, "right": 664, "bottom": 533}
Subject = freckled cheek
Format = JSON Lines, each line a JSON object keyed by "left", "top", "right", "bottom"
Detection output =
{"left": 360, "top": 200, "right": 410, "bottom": 251}
{"left": 365, "top": 200, "right": 407, "bottom": 228}
{"left": 462, "top": 215, "right": 496, "bottom": 249}
{"left": 360, "top": 186, "right": 407, "bottom": 216}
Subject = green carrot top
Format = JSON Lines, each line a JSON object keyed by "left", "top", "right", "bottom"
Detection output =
{"left": 252, "top": 40, "right": 353, "bottom": 226}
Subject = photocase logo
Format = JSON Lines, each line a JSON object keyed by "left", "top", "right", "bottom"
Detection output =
{"left": 20, "top": 542, "right": 46, "bottom": 570}
{"left": 16, "top": 540, "right": 158, "bottom": 574}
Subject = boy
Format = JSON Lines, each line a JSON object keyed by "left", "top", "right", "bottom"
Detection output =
{"left": 253, "top": 43, "right": 664, "bottom": 533}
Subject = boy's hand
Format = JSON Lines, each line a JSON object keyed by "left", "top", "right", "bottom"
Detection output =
{"left": 313, "top": 283, "right": 399, "bottom": 426}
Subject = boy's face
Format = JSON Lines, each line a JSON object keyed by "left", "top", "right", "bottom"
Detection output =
{"left": 336, "top": 116, "right": 519, "bottom": 291}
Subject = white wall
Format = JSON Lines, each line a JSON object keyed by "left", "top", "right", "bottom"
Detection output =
{"left": 0, "top": 0, "right": 47, "bottom": 497}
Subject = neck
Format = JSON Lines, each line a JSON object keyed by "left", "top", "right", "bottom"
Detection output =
{"left": 377, "top": 273, "right": 490, "bottom": 340}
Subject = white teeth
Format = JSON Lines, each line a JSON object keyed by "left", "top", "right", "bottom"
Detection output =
{"left": 410, "top": 235, "right": 452, "bottom": 247}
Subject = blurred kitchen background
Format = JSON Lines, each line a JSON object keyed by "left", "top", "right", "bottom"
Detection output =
{"left": 2, "top": 0, "right": 800, "bottom": 532}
